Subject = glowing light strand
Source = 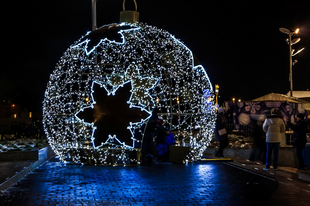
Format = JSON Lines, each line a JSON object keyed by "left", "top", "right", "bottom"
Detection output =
{"left": 42, "top": 22, "right": 216, "bottom": 165}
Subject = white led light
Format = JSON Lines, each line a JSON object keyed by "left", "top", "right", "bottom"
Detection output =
{"left": 43, "top": 22, "right": 216, "bottom": 165}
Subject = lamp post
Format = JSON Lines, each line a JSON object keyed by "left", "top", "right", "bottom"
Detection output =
{"left": 279, "top": 27, "right": 304, "bottom": 97}
{"left": 91, "top": 0, "right": 97, "bottom": 31}
{"left": 215, "top": 84, "right": 219, "bottom": 105}
{"left": 92, "top": 0, "right": 97, "bottom": 64}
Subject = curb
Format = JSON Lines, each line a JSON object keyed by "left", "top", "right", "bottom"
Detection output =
{"left": 0, "top": 146, "right": 55, "bottom": 191}
{"left": 299, "top": 171, "right": 310, "bottom": 183}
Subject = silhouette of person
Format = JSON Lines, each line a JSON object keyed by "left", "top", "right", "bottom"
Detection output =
{"left": 284, "top": 113, "right": 308, "bottom": 170}
{"left": 214, "top": 107, "right": 229, "bottom": 157}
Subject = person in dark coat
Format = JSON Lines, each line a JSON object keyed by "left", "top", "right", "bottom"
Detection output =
{"left": 155, "top": 119, "right": 169, "bottom": 161}
{"left": 165, "top": 131, "right": 175, "bottom": 146}
{"left": 141, "top": 109, "right": 158, "bottom": 164}
{"left": 214, "top": 107, "right": 229, "bottom": 157}
{"left": 248, "top": 114, "right": 266, "bottom": 163}
{"left": 284, "top": 113, "right": 308, "bottom": 170}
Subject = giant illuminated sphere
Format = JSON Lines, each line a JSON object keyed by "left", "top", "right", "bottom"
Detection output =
{"left": 43, "top": 22, "right": 216, "bottom": 165}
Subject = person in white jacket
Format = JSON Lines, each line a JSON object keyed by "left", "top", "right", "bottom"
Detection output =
{"left": 262, "top": 108, "right": 285, "bottom": 170}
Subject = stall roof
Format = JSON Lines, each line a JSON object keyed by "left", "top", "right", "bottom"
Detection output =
{"left": 286, "top": 91, "right": 310, "bottom": 102}
{"left": 252, "top": 93, "right": 310, "bottom": 110}
{"left": 285, "top": 91, "right": 310, "bottom": 98}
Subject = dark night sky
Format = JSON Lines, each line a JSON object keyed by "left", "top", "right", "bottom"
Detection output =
{"left": 2, "top": 0, "right": 310, "bottom": 110}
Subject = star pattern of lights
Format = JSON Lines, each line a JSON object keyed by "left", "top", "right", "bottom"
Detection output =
{"left": 42, "top": 22, "right": 216, "bottom": 165}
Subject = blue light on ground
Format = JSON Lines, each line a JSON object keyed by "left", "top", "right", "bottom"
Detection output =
{"left": 0, "top": 158, "right": 280, "bottom": 205}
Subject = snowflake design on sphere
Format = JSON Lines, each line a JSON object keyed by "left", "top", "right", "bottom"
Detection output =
{"left": 125, "top": 63, "right": 158, "bottom": 108}
{"left": 77, "top": 23, "right": 140, "bottom": 55}
{"left": 245, "top": 102, "right": 261, "bottom": 114}
{"left": 75, "top": 63, "right": 158, "bottom": 149}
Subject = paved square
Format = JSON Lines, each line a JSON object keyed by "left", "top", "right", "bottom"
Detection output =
{"left": 1, "top": 157, "right": 309, "bottom": 205}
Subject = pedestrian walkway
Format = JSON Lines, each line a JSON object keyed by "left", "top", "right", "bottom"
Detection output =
{"left": 0, "top": 157, "right": 287, "bottom": 205}
{"left": 203, "top": 152, "right": 310, "bottom": 188}
{"left": 0, "top": 155, "right": 310, "bottom": 205}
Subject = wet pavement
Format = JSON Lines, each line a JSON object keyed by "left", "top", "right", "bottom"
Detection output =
{"left": 0, "top": 161, "right": 35, "bottom": 185}
{"left": 1, "top": 157, "right": 310, "bottom": 206}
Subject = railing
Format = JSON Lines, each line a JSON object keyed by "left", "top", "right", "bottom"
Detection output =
{"left": 225, "top": 124, "right": 253, "bottom": 137}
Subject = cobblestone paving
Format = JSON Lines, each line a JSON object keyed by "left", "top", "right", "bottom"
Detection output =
{"left": 0, "top": 157, "right": 309, "bottom": 206}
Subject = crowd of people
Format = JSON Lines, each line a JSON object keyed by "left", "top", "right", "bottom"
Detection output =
{"left": 144, "top": 106, "right": 309, "bottom": 170}
{"left": 214, "top": 107, "right": 309, "bottom": 171}
{"left": 2, "top": 106, "right": 307, "bottom": 170}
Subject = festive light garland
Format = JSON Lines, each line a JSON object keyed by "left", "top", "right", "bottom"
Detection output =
{"left": 43, "top": 22, "right": 216, "bottom": 165}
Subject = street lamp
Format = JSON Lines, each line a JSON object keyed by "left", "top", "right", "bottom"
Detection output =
{"left": 91, "top": 0, "right": 97, "bottom": 31}
{"left": 215, "top": 84, "right": 219, "bottom": 105}
{"left": 279, "top": 27, "right": 305, "bottom": 97}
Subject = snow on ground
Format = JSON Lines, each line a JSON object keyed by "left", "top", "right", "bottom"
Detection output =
{"left": 0, "top": 139, "right": 48, "bottom": 153}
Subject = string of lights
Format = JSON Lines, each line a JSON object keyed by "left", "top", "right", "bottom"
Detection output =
{"left": 43, "top": 22, "right": 216, "bottom": 165}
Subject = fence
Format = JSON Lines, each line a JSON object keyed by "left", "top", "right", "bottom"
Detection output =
{"left": 225, "top": 124, "right": 253, "bottom": 137}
